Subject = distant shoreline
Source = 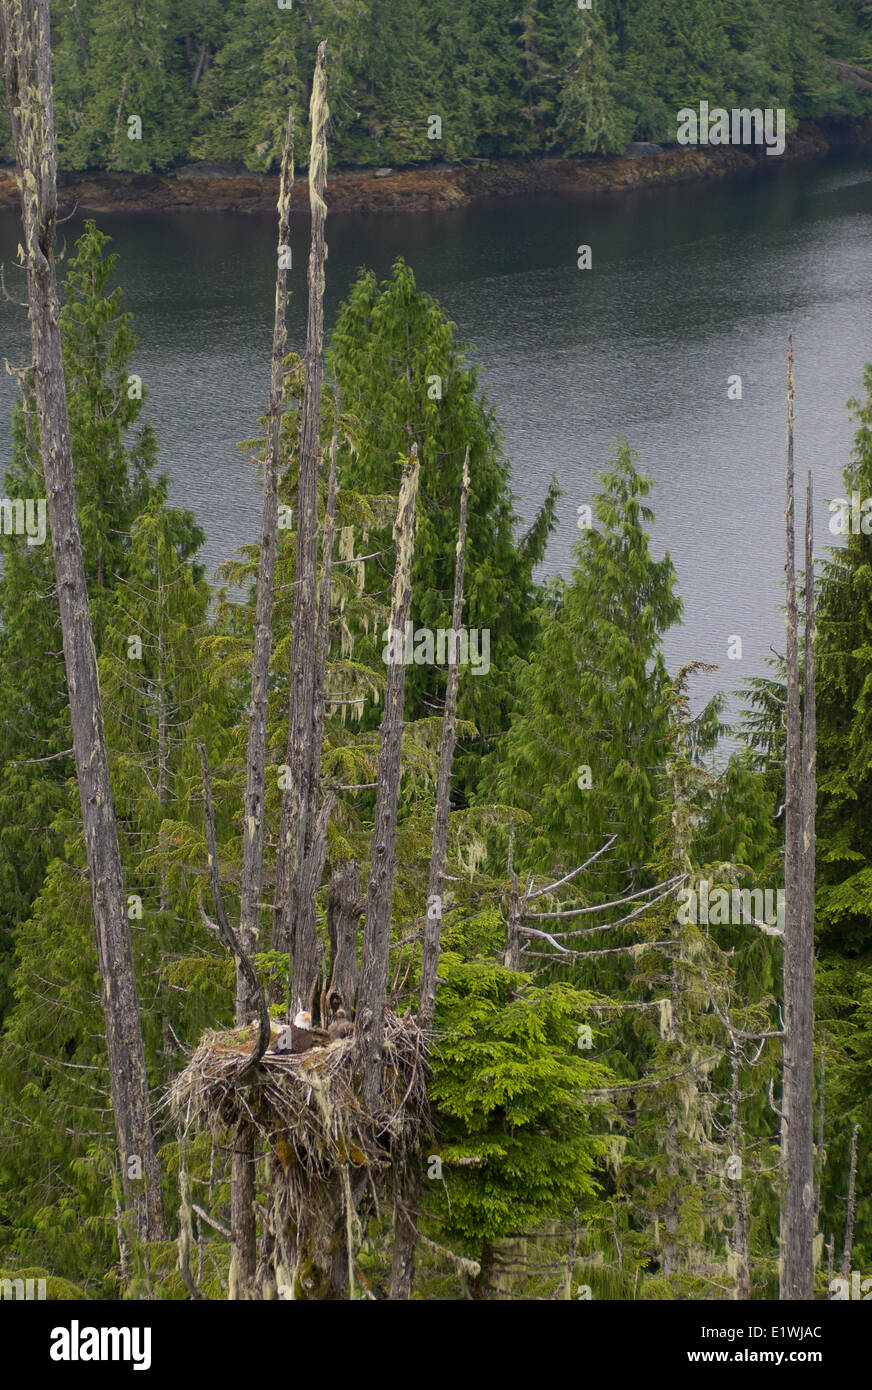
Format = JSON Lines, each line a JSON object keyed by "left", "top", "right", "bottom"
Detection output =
{"left": 2, "top": 119, "right": 871, "bottom": 217}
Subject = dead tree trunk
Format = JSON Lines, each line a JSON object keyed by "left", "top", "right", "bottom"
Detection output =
{"left": 230, "top": 108, "right": 294, "bottom": 1303}
{"left": 311, "top": 395, "right": 339, "bottom": 810}
{"left": 700, "top": 969, "right": 783, "bottom": 1301}
{"left": 198, "top": 744, "right": 271, "bottom": 1075}
{"left": 275, "top": 41, "right": 329, "bottom": 1018}
{"left": 418, "top": 447, "right": 470, "bottom": 1034}
{"left": 239, "top": 108, "right": 294, "bottom": 1021}
{"left": 326, "top": 860, "right": 364, "bottom": 1009}
{"left": 1, "top": 0, "right": 166, "bottom": 1242}
{"left": 816, "top": 1035, "right": 826, "bottom": 1223}
{"left": 504, "top": 821, "right": 522, "bottom": 971}
{"left": 780, "top": 341, "right": 815, "bottom": 1300}
{"left": 390, "top": 451, "right": 470, "bottom": 1301}
{"left": 729, "top": 1040, "right": 752, "bottom": 1300}
{"left": 293, "top": 392, "right": 340, "bottom": 1018}
{"left": 358, "top": 446, "right": 421, "bottom": 1109}
{"left": 839, "top": 1123, "right": 859, "bottom": 1279}
{"left": 661, "top": 961, "right": 680, "bottom": 1282}
{"left": 229, "top": 1117, "right": 258, "bottom": 1301}
{"left": 199, "top": 742, "right": 272, "bottom": 1298}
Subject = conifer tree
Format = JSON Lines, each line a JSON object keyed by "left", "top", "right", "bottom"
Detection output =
{"left": 2, "top": 0, "right": 165, "bottom": 1237}
{"left": 329, "top": 259, "right": 558, "bottom": 771}
{"left": 63, "top": 0, "right": 192, "bottom": 170}
{"left": 0, "top": 482, "right": 215, "bottom": 1288}
{"left": 481, "top": 442, "right": 681, "bottom": 886}
{"left": 0, "top": 220, "right": 180, "bottom": 1014}
{"left": 807, "top": 366, "right": 872, "bottom": 1277}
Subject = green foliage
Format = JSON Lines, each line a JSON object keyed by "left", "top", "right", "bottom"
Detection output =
{"left": 1, "top": 147, "right": 870, "bottom": 1296}
{"left": 0, "top": 221, "right": 175, "bottom": 1015}
{"left": 809, "top": 364, "right": 872, "bottom": 1270}
{"left": 329, "top": 259, "right": 558, "bottom": 788}
{"left": 428, "top": 911, "right": 611, "bottom": 1246}
{"left": 480, "top": 442, "right": 681, "bottom": 883}
{"left": 0, "top": 226, "right": 225, "bottom": 1290}
{"left": 16, "top": 0, "right": 870, "bottom": 174}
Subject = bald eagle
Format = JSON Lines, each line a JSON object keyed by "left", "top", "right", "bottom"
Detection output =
{"left": 328, "top": 1007, "right": 353, "bottom": 1041}
{"left": 270, "top": 1011, "right": 330, "bottom": 1053}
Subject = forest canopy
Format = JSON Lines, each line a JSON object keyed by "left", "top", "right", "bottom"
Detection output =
{"left": 0, "top": 0, "right": 871, "bottom": 173}
{"left": 0, "top": 0, "right": 869, "bottom": 1311}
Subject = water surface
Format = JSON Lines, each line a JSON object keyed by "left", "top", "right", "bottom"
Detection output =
{"left": 1, "top": 156, "right": 871, "bottom": 710}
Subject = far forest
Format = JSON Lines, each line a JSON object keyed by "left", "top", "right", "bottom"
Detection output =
{"left": 0, "top": 0, "right": 870, "bottom": 1305}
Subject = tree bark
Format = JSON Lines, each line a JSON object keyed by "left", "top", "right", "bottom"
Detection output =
{"left": 839, "top": 1123, "right": 859, "bottom": 1279}
{"left": 297, "top": 393, "right": 340, "bottom": 1017}
{"left": 239, "top": 107, "right": 294, "bottom": 1021}
{"left": 199, "top": 744, "right": 271, "bottom": 1074}
{"left": 780, "top": 342, "right": 815, "bottom": 1300}
{"left": 815, "top": 1035, "right": 826, "bottom": 1221}
{"left": 274, "top": 42, "right": 329, "bottom": 1018}
{"left": 504, "top": 821, "right": 522, "bottom": 971}
{"left": 1, "top": 0, "right": 166, "bottom": 1242}
{"left": 199, "top": 742, "right": 271, "bottom": 1299}
{"left": 418, "top": 447, "right": 470, "bottom": 1034}
{"left": 729, "top": 1040, "right": 752, "bottom": 1299}
{"left": 473, "top": 1237, "right": 526, "bottom": 1299}
{"left": 228, "top": 1117, "right": 257, "bottom": 1300}
{"left": 390, "top": 451, "right": 470, "bottom": 1300}
{"left": 229, "top": 115, "right": 294, "bottom": 1301}
{"left": 326, "top": 860, "right": 364, "bottom": 1009}
{"left": 358, "top": 446, "right": 421, "bottom": 1109}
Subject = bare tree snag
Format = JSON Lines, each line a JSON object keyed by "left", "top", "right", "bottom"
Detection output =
{"left": 729, "top": 1040, "right": 752, "bottom": 1299}
{"left": 326, "top": 860, "right": 364, "bottom": 1009}
{"left": 418, "top": 446, "right": 470, "bottom": 1033}
{"left": 839, "top": 1123, "right": 859, "bottom": 1279}
{"left": 801, "top": 471, "right": 816, "bottom": 988}
{"left": 294, "top": 392, "right": 340, "bottom": 1015}
{"left": 275, "top": 41, "right": 329, "bottom": 1013}
{"left": 216, "top": 121, "right": 293, "bottom": 1297}
{"left": 358, "top": 445, "right": 421, "bottom": 1109}
{"left": 802, "top": 471, "right": 819, "bottom": 1254}
{"left": 700, "top": 964, "right": 782, "bottom": 1299}
{"left": 311, "top": 394, "right": 339, "bottom": 797}
{"left": 228, "top": 1115, "right": 258, "bottom": 1301}
{"left": 391, "top": 449, "right": 469, "bottom": 1299}
{"left": 816, "top": 1035, "right": 826, "bottom": 1221}
{"left": 239, "top": 107, "right": 294, "bottom": 1023}
{"left": 198, "top": 744, "right": 271, "bottom": 1076}
{"left": 1, "top": 0, "right": 166, "bottom": 1242}
{"left": 199, "top": 742, "right": 271, "bottom": 1299}
{"left": 780, "top": 341, "right": 815, "bottom": 1300}
{"left": 176, "top": 1141, "right": 203, "bottom": 1300}
{"left": 504, "top": 820, "right": 522, "bottom": 971}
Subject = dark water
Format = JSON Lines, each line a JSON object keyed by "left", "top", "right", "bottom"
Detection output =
{"left": 2, "top": 155, "right": 871, "bottom": 710}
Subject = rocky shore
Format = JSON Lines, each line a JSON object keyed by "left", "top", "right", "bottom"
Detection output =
{"left": 1, "top": 119, "right": 870, "bottom": 217}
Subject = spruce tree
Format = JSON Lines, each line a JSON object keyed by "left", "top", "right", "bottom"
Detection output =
{"left": 480, "top": 441, "right": 681, "bottom": 886}
{"left": 329, "top": 259, "right": 558, "bottom": 779}
{"left": 0, "top": 221, "right": 173, "bottom": 1015}
{"left": 808, "top": 366, "right": 872, "bottom": 1276}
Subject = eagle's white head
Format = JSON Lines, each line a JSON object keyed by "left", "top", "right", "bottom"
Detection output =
{"left": 294, "top": 1009, "right": 312, "bottom": 1029}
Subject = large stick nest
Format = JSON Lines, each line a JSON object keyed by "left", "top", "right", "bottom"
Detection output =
{"left": 168, "top": 1013, "right": 430, "bottom": 1180}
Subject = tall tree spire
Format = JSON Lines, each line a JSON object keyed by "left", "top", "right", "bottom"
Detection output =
{"left": 1, "top": 0, "right": 165, "bottom": 1240}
